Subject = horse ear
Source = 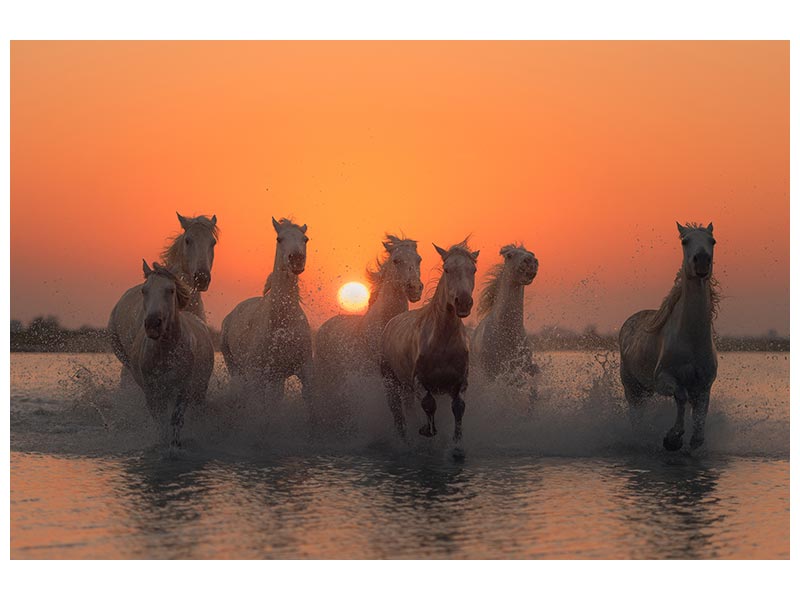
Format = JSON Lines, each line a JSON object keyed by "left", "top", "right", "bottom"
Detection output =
{"left": 706, "top": 222, "right": 713, "bottom": 234}
{"left": 142, "top": 259, "right": 152, "bottom": 278}
{"left": 272, "top": 217, "right": 280, "bottom": 233}
{"left": 471, "top": 250, "right": 480, "bottom": 261}
{"left": 177, "top": 212, "right": 191, "bottom": 230}
{"left": 300, "top": 224, "right": 308, "bottom": 233}
{"left": 211, "top": 214, "right": 217, "bottom": 226}
{"left": 676, "top": 221, "right": 688, "bottom": 237}
{"left": 433, "top": 244, "right": 448, "bottom": 261}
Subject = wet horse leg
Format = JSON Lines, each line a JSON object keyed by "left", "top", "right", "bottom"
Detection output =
{"left": 419, "top": 391, "right": 437, "bottom": 437}
{"left": 451, "top": 393, "right": 465, "bottom": 443}
{"left": 170, "top": 391, "right": 189, "bottom": 449}
{"left": 663, "top": 388, "right": 688, "bottom": 451}
{"left": 689, "top": 390, "right": 710, "bottom": 450}
{"left": 382, "top": 370, "right": 407, "bottom": 441}
{"left": 298, "top": 360, "right": 318, "bottom": 434}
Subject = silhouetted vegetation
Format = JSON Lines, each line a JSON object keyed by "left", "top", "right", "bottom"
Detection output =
{"left": 9, "top": 316, "right": 222, "bottom": 353}
{"left": 9, "top": 317, "right": 788, "bottom": 353}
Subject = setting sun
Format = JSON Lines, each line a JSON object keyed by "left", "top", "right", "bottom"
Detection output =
{"left": 337, "top": 282, "right": 370, "bottom": 312}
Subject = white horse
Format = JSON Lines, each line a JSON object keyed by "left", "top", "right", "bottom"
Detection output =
{"left": 380, "top": 240, "right": 479, "bottom": 453}
{"left": 315, "top": 235, "right": 423, "bottom": 426}
{"left": 619, "top": 222, "right": 719, "bottom": 451}
{"left": 472, "top": 244, "right": 539, "bottom": 380}
{"left": 109, "top": 213, "right": 218, "bottom": 377}
{"left": 220, "top": 218, "right": 314, "bottom": 423}
{"left": 129, "top": 261, "right": 215, "bottom": 448}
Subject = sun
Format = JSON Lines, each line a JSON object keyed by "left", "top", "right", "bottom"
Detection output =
{"left": 337, "top": 281, "right": 370, "bottom": 312}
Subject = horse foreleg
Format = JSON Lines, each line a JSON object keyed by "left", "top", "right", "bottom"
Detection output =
{"left": 663, "top": 388, "right": 688, "bottom": 451}
{"left": 382, "top": 373, "right": 407, "bottom": 441}
{"left": 451, "top": 393, "right": 465, "bottom": 443}
{"left": 689, "top": 390, "right": 710, "bottom": 450}
{"left": 298, "top": 361, "right": 318, "bottom": 435}
{"left": 419, "top": 391, "right": 437, "bottom": 437}
{"left": 170, "top": 392, "right": 188, "bottom": 449}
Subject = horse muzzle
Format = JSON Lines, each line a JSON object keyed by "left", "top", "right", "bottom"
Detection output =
{"left": 289, "top": 255, "right": 306, "bottom": 275}
{"left": 144, "top": 316, "right": 164, "bottom": 339}
{"left": 194, "top": 271, "right": 211, "bottom": 291}
{"left": 454, "top": 297, "right": 473, "bottom": 318}
{"left": 407, "top": 282, "right": 423, "bottom": 302}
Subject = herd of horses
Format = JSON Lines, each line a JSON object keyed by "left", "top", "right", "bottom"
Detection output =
{"left": 108, "top": 213, "right": 718, "bottom": 457}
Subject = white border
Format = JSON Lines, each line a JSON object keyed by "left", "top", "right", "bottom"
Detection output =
{"left": 2, "top": 0, "right": 797, "bottom": 597}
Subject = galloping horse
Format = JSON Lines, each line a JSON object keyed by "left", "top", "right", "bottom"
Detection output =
{"left": 619, "top": 222, "right": 719, "bottom": 451}
{"left": 471, "top": 244, "right": 539, "bottom": 379}
{"left": 109, "top": 213, "right": 218, "bottom": 377}
{"left": 380, "top": 240, "right": 479, "bottom": 453}
{"left": 129, "top": 261, "right": 215, "bottom": 448}
{"left": 220, "top": 218, "right": 314, "bottom": 422}
{"left": 315, "top": 235, "right": 423, "bottom": 423}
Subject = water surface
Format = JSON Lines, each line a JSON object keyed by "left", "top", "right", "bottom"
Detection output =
{"left": 10, "top": 352, "right": 789, "bottom": 559}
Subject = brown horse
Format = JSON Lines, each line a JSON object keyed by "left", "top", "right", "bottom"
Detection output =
{"left": 380, "top": 240, "right": 479, "bottom": 455}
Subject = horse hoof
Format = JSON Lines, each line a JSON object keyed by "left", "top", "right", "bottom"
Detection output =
{"left": 418, "top": 425, "right": 436, "bottom": 437}
{"left": 663, "top": 432, "right": 683, "bottom": 451}
{"left": 689, "top": 436, "right": 705, "bottom": 450}
{"left": 451, "top": 446, "right": 465, "bottom": 461}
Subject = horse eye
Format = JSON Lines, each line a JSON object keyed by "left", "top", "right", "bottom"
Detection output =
{"left": 681, "top": 239, "right": 688, "bottom": 246}
{"left": 303, "top": 236, "right": 309, "bottom": 243}
{"left": 277, "top": 237, "right": 283, "bottom": 243}
{"left": 141, "top": 288, "right": 146, "bottom": 295}
{"left": 210, "top": 239, "right": 217, "bottom": 247}
{"left": 393, "top": 259, "right": 400, "bottom": 265}
{"left": 711, "top": 239, "right": 717, "bottom": 245}
{"left": 185, "top": 238, "right": 192, "bottom": 245}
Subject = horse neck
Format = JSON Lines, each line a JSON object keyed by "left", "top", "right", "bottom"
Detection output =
{"left": 424, "top": 275, "right": 460, "bottom": 336}
{"left": 491, "top": 270, "right": 525, "bottom": 331}
{"left": 267, "top": 253, "right": 300, "bottom": 317}
{"left": 365, "top": 275, "right": 408, "bottom": 326}
{"left": 672, "top": 273, "right": 713, "bottom": 345}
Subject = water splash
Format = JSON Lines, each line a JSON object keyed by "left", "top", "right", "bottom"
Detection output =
{"left": 10, "top": 352, "right": 789, "bottom": 460}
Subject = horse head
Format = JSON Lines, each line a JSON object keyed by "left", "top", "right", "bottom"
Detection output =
{"left": 141, "top": 260, "right": 190, "bottom": 339}
{"left": 677, "top": 222, "right": 715, "bottom": 280}
{"left": 500, "top": 244, "right": 538, "bottom": 286}
{"left": 384, "top": 236, "right": 423, "bottom": 302}
{"left": 434, "top": 241, "right": 480, "bottom": 318}
{"left": 273, "top": 217, "right": 308, "bottom": 275}
{"left": 176, "top": 212, "right": 218, "bottom": 292}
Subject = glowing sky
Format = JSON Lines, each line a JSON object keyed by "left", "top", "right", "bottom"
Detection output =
{"left": 10, "top": 41, "right": 789, "bottom": 335}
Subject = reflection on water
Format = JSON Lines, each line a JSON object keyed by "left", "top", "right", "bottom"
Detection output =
{"left": 10, "top": 352, "right": 790, "bottom": 559}
{"left": 11, "top": 452, "right": 788, "bottom": 559}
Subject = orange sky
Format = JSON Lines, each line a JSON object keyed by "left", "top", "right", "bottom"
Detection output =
{"left": 10, "top": 41, "right": 789, "bottom": 335}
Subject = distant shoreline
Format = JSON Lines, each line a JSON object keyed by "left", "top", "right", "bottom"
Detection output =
{"left": 9, "top": 328, "right": 790, "bottom": 354}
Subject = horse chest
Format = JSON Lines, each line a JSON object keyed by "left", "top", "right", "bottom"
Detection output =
{"left": 657, "top": 344, "right": 717, "bottom": 391}
{"left": 415, "top": 345, "right": 469, "bottom": 393}
{"left": 260, "top": 324, "right": 309, "bottom": 373}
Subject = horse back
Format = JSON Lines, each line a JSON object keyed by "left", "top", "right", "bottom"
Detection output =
{"left": 108, "top": 283, "right": 146, "bottom": 368}
{"left": 380, "top": 310, "right": 421, "bottom": 385}
{"left": 619, "top": 309, "right": 661, "bottom": 390}
{"left": 179, "top": 311, "right": 215, "bottom": 390}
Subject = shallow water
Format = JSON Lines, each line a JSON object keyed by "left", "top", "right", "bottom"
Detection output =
{"left": 10, "top": 352, "right": 789, "bottom": 559}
